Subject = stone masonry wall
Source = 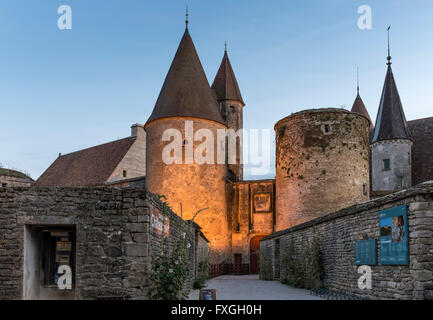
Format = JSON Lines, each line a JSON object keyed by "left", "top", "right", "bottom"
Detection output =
{"left": 261, "top": 182, "right": 433, "bottom": 300}
{"left": 231, "top": 180, "right": 275, "bottom": 264}
{"left": 274, "top": 109, "right": 370, "bottom": 231}
{"left": 0, "top": 187, "right": 204, "bottom": 300}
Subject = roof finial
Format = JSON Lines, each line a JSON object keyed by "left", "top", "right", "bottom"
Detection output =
{"left": 387, "top": 25, "right": 392, "bottom": 65}
{"left": 357, "top": 66, "right": 360, "bottom": 95}
{"left": 224, "top": 41, "right": 227, "bottom": 53}
{"left": 185, "top": 5, "right": 189, "bottom": 29}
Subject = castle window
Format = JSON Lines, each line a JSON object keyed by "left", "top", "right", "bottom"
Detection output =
{"left": 382, "top": 159, "right": 391, "bottom": 171}
{"left": 324, "top": 124, "right": 330, "bottom": 133}
{"left": 397, "top": 176, "right": 404, "bottom": 188}
{"left": 363, "top": 184, "right": 368, "bottom": 196}
{"left": 123, "top": 170, "right": 127, "bottom": 178}
{"left": 1, "top": 183, "right": 6, "bottom": 188}
{"left": 230, "top": 106, "right": 235, "bottom": 113}
{"left": 321, "top": 124, "right": 332, "bottom": 135}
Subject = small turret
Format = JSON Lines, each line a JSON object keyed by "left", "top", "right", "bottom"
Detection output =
{"left": 211, "top": 44, "right": 245, "bottom": 181}
{"left": 371, "top": 27, "right": 412, "bottom": 192}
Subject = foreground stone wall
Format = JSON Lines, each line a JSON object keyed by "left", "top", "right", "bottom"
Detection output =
{"left": 0, "top": 187, "right": 207, "bottom": 300}
{"left": 261, "top": 182, "right": 433, "bottom": 300}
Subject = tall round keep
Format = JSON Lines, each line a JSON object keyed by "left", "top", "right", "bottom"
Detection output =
{"left": 145, "top": 118, "right": 231, "bottom": 263}
{"left": 274, "top": 109, "right": 370, "bottom": 231}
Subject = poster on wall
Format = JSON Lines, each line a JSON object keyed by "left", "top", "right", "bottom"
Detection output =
{"left": 151, "top": 207, "right": 170, "bottom": 237}
{"left": 379, "top": 205, "right": 409, "bottom": 265}
{"left": 355, "top": 239, "right": 377, "bottom": 265}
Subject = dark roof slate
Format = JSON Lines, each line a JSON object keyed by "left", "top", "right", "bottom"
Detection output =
{"left": 408, "top": 117, "right": 433, "bottom": 185}
{"left": 145, "top": 29, "right": 225, "bottom": 126}
{"left": 372, "top": 65, "right": 412, "bottom": 143}
{"left": 211, "top": 50, "right": 244, "bottom": 105}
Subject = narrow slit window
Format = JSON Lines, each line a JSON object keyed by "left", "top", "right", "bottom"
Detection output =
{"left": 383, "top": 159, "right": 391, "bottom": 171}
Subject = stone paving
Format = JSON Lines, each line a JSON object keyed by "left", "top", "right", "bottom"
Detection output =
{"left": 188, "top": 275, "right": 324, "bottom": 300}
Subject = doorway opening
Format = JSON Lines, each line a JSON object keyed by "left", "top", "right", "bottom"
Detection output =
{"left": 249, "top": 235, "right": 266, "bottom": 274}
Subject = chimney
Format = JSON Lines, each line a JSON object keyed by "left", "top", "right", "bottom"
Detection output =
{"left": 131, "top": 124, "right": 144, "bottom": 138}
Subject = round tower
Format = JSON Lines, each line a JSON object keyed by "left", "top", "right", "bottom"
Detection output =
{"left": 145, "top": 27, "right": 231, "bottom": 263}
{"left": 275, "top": 109, "right": 370, "bottom": 231}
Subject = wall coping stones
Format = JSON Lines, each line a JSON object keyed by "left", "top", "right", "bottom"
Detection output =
{"left": 262, "top": 181, "right": 433, "bottom": 241}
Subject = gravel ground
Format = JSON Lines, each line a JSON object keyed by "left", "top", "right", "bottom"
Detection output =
{"left": 187, "top": 275, "right": 324, "bottom": 300}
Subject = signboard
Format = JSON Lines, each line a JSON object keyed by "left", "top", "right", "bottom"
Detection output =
{"left": 355, "top": 239, "right": 377, "bottom": 265}
{"left": 199, "top": 289, "right": 216, "bottom": 300}
{"left": 253, "top": 193, "right": 271, "bottom": 212}
{"left": 151, "top": 207, "right": 170, "bottom": 237}
{"left": 379, "top": 205, "right": 409, "bottom": 265}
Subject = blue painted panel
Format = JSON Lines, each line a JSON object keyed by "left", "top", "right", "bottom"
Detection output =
{"left": 379, "top": 205, "right": 409, "bottom": 265}
{"left": 355, "top": 239, "right": 377, "bottom": 265}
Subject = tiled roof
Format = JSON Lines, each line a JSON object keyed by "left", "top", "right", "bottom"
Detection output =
{"left": 408, "top": 117, "right": 433, "bottom": 185}
{"left": 351, "top": 93, "right": 373, "bottom": 129}
{"left": 211, "top": 50, "right": 244, "bottom": 105}
{"left": 372, "top": 65, "right": 412, "bottom": 143}
{"left": 145, "top": 28, "right": 225, "bottom": 126}
{"left": 35, "top": 137, "right": 135, "bottom": 187}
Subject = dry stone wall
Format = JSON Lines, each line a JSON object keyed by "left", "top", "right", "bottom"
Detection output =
{"left": 0, "top": 187, "right": 207, "bottom": 300}
{"left": 261, "top": 182, "right": 433, "bottom": 300}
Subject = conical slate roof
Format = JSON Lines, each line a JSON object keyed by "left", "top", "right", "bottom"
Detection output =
{"left": 372, "top": 65, "right": 412, "bottom": 143}
{"left": 145, "top": 29, "right": 225, "bottom": 126}
{"left": 211, "top": 50, "right": 245, "bottom": 105}
{"left": 351, "top": 93, "right": 373, "bottom": 129}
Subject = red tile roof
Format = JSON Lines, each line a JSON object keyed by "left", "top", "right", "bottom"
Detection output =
{"left": 351, "top": 93, "right": 373, "bottom": 129}
{"left": 35, "top": 137, "right": 135, "bottom": 187}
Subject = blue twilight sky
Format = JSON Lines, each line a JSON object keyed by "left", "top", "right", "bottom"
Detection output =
{"left": 1, "top": 0, "right": 433, "bottom": 180}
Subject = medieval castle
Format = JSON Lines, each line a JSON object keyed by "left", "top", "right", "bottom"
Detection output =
{"left": 34, "top": 23, "right": 433, "bottom": 268}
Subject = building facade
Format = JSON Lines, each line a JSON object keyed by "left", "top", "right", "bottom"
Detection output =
{"left": 34, "top": 24, "right": 433, "bottom": 269}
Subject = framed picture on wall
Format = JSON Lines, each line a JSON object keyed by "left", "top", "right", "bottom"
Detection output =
{"left": 253, "top": 193, "right": 271, "bottom": 213}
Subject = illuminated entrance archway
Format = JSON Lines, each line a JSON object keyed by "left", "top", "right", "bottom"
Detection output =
{"left": 250, "top": 235, "right": 266, "bottom": 274}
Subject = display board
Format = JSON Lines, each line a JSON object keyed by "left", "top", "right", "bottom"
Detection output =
{"left": 355, "top": 239, "right": 377, "bottom": 265}
{"left": 379, "top": 205, "right": 409, "bottom": 265}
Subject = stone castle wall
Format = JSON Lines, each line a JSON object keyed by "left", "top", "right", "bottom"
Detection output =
{"left": 260, "top": 182, "right": 433, "bottom": 300}
{"left": 0, "top": 187, "right": 207, "bottom": 300}
{"left": 107, "top": 125, "right": 146, "bottom": 184}
{"left": 274, "top": 109, "right": 370, "bottom": 231}
{"left": 145, "top": 118, "right": 231, "bottom": 263}
{"left": 371, "top": 139, "right": 413, "bottom": 192}
{"left": 231, "top": 180, "right": 275, "bottom": 264}
{"left": 219, "top": 100, "right": 244, "bottom": 181}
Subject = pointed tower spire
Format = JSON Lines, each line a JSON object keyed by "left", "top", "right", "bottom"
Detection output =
{"left": 145, "top": 26, "right": 225, "bottom": 126}
{"left": 371, "top": 30, "right": 411, "bottom": 143}
{"left": 351, "top": 67, "right": 373, "bottom": 129}
{"left": 211, "top": 45, "right": 245, "bottom": 105}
